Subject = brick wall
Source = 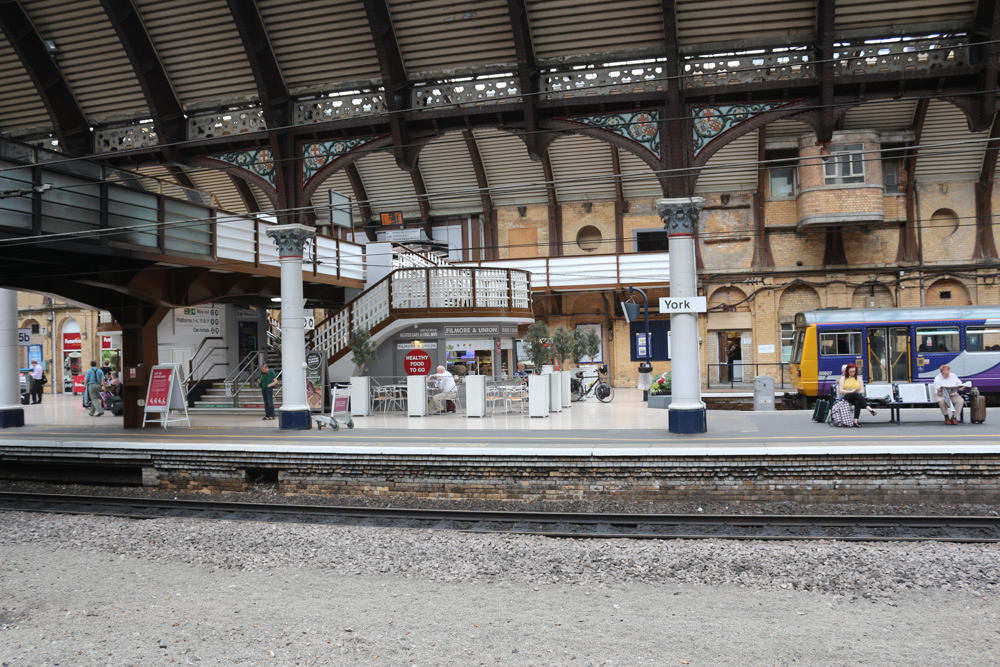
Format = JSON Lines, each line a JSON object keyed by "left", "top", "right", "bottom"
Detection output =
{"left": 118, "top": 449, "right": 1000, "bottom": 505}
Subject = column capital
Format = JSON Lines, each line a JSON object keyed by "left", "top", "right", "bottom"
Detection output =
{"left": 265, "top": 224, "right": 316, "bottom": 257}
{"left": 657, "top": 197, "right": 705, "bottom": 236}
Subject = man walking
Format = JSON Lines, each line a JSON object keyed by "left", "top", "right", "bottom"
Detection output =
{"left": 84, "top": 360, "right": 105, "bottom": 416}
{"left": 28, "top": 360, "right": 44, "bottom": 404}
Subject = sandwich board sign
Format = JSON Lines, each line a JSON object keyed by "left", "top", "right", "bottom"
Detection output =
{"left": 142, "top": 364, "right": 191, "bottom": 428}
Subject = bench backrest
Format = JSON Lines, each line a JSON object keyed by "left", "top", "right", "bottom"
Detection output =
{"left": 865, "top": 383, "right": 893, "bottom": 401}
{"left": 896, "top": 382, "right": 931, "bottom": 403}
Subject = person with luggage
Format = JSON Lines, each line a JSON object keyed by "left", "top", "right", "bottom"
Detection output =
{"left": 28, "top": 360, "right": 44, "bottom": 404}
{"left": 836, "top": 363, "right": 876, "bottom": 427}
{"left": 84, "top": 360, "right": 105, "bottom": 417}
{"left": 933, "top": 364, "right": 965, "bottom": 425}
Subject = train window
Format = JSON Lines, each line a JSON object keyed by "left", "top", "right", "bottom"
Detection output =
{"left": 791, "top": 329, "right": 805, "bottom": 364}
{"left": 819, "top": 330, "right": 862, "bottom": 355}
{"left": 781, "top": 323, "right": 795, "bottom": 362}
{"left": 915, "top": 327, "right": 960, "bottom": 353}
{"left": 966, "top": 327, "right": 1000, "bottom": 352}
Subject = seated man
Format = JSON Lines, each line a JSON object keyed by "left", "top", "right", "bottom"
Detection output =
{"left": 933, "top": 364, "right": 964, "bottom": 425}
{"left": 513, "top": 361, "right": 529, "bottom": 384}
{"left": 427, "top": 365, "right": 458, "bottom": 414}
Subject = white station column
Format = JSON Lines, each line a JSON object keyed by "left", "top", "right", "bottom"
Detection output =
{"left": 0, "top": 289, "right": 25, "bottom": 427}
{"left": 266, "top": 224, "right": 315, "bottom": 430}
{"left": 658, "top": 197, "right": 707, "bottom": 434}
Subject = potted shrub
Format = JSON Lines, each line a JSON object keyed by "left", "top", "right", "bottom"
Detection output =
{"left": 348, "top": 328, "right": 378, "bottom": 375}
{"left": 647, "top": 371, "right": 671, "bottom": 409}
{"left": 523, "top": 321, "right": 553, "bottom": 372}
{"left": 552, "top": 326, "right": 575, "bottom": 370}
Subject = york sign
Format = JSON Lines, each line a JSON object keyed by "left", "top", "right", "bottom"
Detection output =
{"left": 658, "top": 296, "right": 707, "bottom": 313}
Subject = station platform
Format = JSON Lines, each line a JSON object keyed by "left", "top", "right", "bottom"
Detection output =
{"left": 3, "top": 392, "right": 997, "bottom": 506}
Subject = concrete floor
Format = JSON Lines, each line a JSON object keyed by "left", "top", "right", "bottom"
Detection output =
{"left": 4, "top": 390, "right": 999, "bottom": 452}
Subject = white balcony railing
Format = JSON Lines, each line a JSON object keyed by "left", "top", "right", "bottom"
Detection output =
{"left": 456, "top": 252, "right": 670, "bottom": 291}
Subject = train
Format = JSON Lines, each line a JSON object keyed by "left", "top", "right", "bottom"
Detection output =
{"left": 789, "top": 306, "right": 1000, "bottom": 400}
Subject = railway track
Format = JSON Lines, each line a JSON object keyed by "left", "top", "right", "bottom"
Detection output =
{"left": 1, "top": 492, "right": 998, "bottom": 542}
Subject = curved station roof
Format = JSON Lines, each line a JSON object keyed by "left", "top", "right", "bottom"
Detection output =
{"left": 0, "top": 0, "right": 995, "bottom": 233}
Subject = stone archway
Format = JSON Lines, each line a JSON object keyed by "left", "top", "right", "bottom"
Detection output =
{"left": 925, "top": 277, "right": 971, "bottom": 306}
{"left": 708, "top": 285, "right": 750, "bottom": 311}
{"left": 851, "top": 284, "right": 894, "bottom": 310}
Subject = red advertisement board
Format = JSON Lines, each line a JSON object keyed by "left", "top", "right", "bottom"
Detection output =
{"left": 63, "top": 333, "right": 82, "bottom": 350}
{"left": 146, "top": 367, "right": 174, "bottom": 409}
{"left": 404, "top": 349, "right": 432, "bottom": 376}
{"left": 101, "top": 335, "right": 112, "bottom": 350}
{"left": 72, "top": 376, "right": 85, "bottom": 394}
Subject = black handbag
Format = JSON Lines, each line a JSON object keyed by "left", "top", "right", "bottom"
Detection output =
{"left": 40, "top": 373, "right": 47, "bottom": 385}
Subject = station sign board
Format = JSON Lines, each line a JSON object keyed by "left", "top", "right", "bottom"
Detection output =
{"left": 658, "top": 296, "right": 707, "bottom": 313}
{"left": 174, "top": 306, "right": 221, "bottom": 336}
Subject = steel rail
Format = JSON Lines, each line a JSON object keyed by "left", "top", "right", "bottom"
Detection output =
{"left": 0, "top": 492, "right": 998, "bottom": 542}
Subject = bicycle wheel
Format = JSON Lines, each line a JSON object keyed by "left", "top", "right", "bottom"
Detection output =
{"left": 595, "top": 382, "right": 615, "bottom": 402}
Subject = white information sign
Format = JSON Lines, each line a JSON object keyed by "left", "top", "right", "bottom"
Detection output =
{"left": 658, "top": 296, "right": 707, "bottom": 313}
{"left": 303, "top": 309, "right": 315, "bottom": 331}
{"left": 758, "top": 344, "right": 775, "bottom": 354}
{"left": 174, "top": 307, "right": 221, "bottom": 336}
{"left": 383, "top": 229, "right": 421, "bottom": 242}
{"left": 17, "top": 328, "right": 30, "bottom": 346}
{"left": 397, "top": 342, "right": 438, "bottom": 350}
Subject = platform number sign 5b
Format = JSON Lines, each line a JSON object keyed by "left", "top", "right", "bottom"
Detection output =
{"left": 17, "top": 328, "right": 31, "bottom": 346}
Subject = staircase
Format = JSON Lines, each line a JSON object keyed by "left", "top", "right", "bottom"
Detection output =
{"left": 312, "top": 248, "right": 534, "bottom": 382}
{"left": 189, "top": 339, "right": 284, "bottom": 414}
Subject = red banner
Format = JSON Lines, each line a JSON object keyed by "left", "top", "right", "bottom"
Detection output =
{"left": 101, "top": 336, "right": 112, "bottom": 350}
{"left": 146, "top": 367, "right": 173, "bottom": 409}
{"left": 72, "top": 376, "right": 85, "bottom": 394}
{"left": 404, "top": 349, "right": 432, "bottom": 376}
{"left": 63, "top": 333, "right": 81, "bottom": 350}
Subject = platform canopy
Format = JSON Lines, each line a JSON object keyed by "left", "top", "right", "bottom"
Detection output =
{"left": 0, "top": 0, "right": 996, "bottom": 229}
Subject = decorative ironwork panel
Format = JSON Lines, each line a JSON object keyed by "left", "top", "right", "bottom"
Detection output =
{"left": 412, "top": 77, "right": 521, "bottom": 110}
{"left": 293, "top": 92, "right": 386, "bottom": 125}
{"left": 94, "top": 123, "right": 159, "bottom": 152}
{"left": 188, "top": 108, "right": 266, "bottom": 140}
{"left": 692, "top": 101, "right": 800, "bottom": 156}
{"left": 684, "top": 52, "right": 814, "bottom": 89}
{"left": 833, "top": 39, "right": 969, "bottom": 76}
{"left": 542, "top": 65, "right": 665, "bottom": 98}
{"left": 203, "top": 147, "right": 277, "bottom": 187}
{"left": 302, "top": 136, "right": 385, "bottom": 186}
{"left": 555, "top": 110, "right": 660, "bottom": 158}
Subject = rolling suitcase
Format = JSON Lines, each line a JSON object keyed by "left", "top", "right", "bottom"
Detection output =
{"left": 812, "top": 398, "right": 829, "bottom": 422}
{"left": 109, "top": 395, "right": 124, "bottom": 416}
{"left": 970, "top": 394, "right": 986, "bottom": 424}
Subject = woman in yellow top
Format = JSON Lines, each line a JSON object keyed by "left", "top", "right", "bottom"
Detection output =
{"left": 837, "top": 363, "right": 877, "bottom": 427}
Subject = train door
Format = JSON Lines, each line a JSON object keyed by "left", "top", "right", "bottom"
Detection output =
{"left": 867, "top": 328, "right": 888, "bottom": 382}
{"left": 888, "top": 327, "right": 910, "bottom": 383}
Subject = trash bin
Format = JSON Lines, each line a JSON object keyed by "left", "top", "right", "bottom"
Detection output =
{"left": 754, "top": 375, "right": 775, "bottom": 411}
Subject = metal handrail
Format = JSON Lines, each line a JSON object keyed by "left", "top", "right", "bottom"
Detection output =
{"left": 185, "top": 338, "right": 228, "bottom": 398}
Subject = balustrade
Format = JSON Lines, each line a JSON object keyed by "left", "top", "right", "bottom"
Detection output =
{"left": 294, "top": 92, "right": 387, "bottom": 124}
{"left": 94, "top": 124, "right": 159, "bottom": 152}
{"left": 542, "top": 65, "right": 665, "bottom": 98}
{"left": 412, "top": 76, "right": 521, "bottom": 109}
{"left": 188, "top": 108, "right": 267, "bottom": 140}
{"left": 312, "top": 267, "right": 532, "bottom": 363}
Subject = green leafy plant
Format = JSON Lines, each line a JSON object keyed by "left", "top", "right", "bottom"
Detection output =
{"left": 552, "top": 326, "right": 575, "bottom": 367}
{"left": 648, "top": 371, "right": 671, "bottom": 395}
{"left": 577, "top": 328, "right": 601, "bottom": 364}
{"left": 348, "top": 328, "right": 378, "bottom": 376}
{"left": 523, "top": 321, "right": 553, "bottom": 370}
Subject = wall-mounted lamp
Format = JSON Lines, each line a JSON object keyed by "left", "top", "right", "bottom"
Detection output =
{"left": 81, "top": 332, "right": 87, "bottom": 340}
{"left": 720, "top": 194, "right": 730, "bottom": 205}
{"left": 582, "top": 202, "right": 592, "bottom": 213}
{"left": 819, "top": 142, "right": 831, "bottom": 157}
{"left": 517, "top": 206, "right": 527, "bottom": 217}
{"left": 42, "top": 39, "right": 57, "bottom": 54}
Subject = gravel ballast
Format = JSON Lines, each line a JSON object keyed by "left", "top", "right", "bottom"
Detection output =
{"left": 2, "top": 509, "right": 999, "bottom": 666}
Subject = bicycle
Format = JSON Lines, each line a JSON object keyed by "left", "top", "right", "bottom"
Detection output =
{"left": 570, "top": 364, "right": 614, "bottom": 403}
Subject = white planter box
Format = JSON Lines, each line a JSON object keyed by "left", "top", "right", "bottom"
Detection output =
{"left": 465, "top": 375, "right": 486, "bottom": 417}
{"left": 548, "top": 371, "right": 562, "bottom": 412}
{"left": 407, "top": 375, "right": 427, "bottom": 417}
{"left": 561, "top": 369, "right": 572, "bottom": 408}
{"left": 529, "top": 374, "right": 549, "bottom": 417}
{"left": 350, "top": 376, "right": 369, "bottom": 416}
